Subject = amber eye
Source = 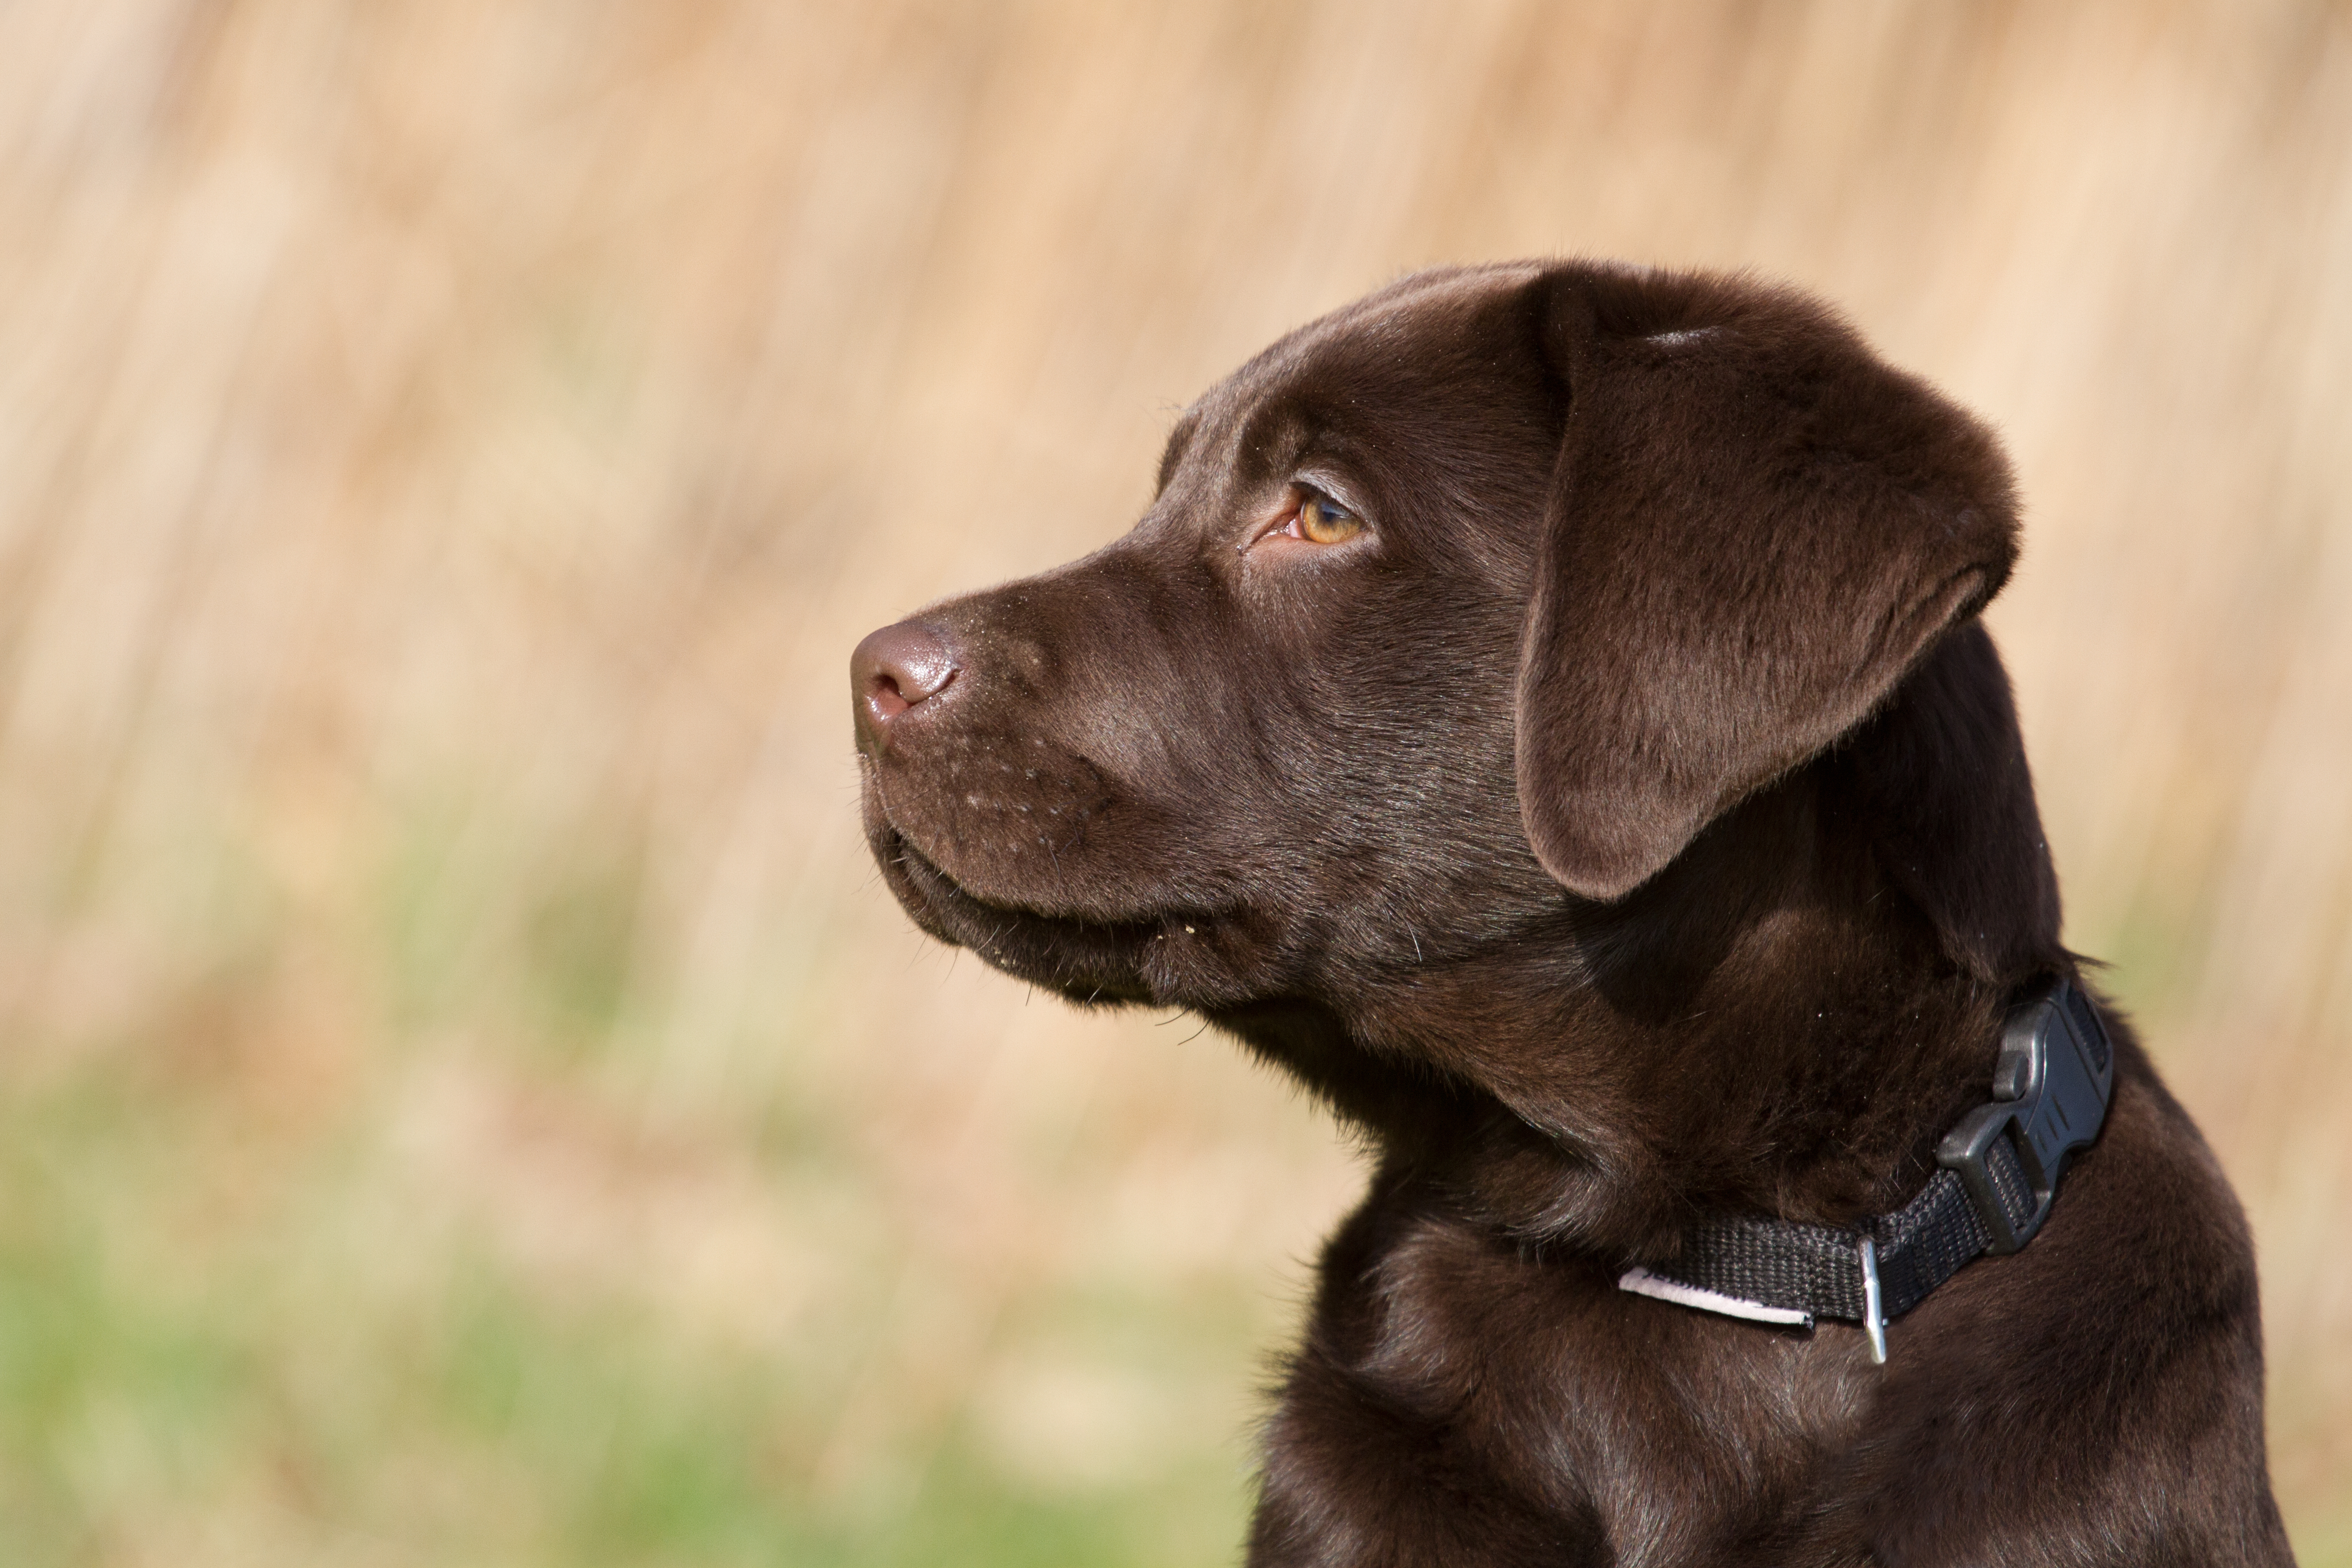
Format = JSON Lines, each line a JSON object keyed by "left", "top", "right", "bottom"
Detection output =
{"left": 1294, "top": 489, "right": 1364, "bottom": 545}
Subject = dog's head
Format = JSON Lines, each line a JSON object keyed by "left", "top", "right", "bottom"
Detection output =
{"left": 853, "top": 262, "right": 2055, "bottom": 1143}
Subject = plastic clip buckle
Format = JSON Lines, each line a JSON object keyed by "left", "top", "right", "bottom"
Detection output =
{"left": 1935, "top": 979, "right": 2115, "bottom": 1255}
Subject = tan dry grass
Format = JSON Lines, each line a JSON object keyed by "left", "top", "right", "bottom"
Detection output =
{"left": 0, "top": 0, "right": 2347, "bottom": 1559}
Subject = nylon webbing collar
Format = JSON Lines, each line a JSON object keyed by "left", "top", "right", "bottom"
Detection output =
{"left": 1618, "top": 978, "right": 2114, "bottom": 1363}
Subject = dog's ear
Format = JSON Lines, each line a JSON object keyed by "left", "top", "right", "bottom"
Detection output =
{"left": 1515, "top": 265, "right": 2021, "bottom": 900}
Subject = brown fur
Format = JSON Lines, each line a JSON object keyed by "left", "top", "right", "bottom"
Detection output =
{"left": 850, "top": 261, "right": 2288, "bottom": 1564}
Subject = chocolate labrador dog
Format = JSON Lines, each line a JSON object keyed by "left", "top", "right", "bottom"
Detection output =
{"left": 849, "top": 262, "right": 2288, "bottom": 1564}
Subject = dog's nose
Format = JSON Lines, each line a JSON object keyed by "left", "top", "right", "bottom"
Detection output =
{"left": 853, "top": 619, "right": 960, "bottom": 744}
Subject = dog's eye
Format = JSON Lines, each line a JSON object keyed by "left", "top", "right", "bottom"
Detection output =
{"left": 1291, "top": 490, "right": 1364, "bottom": 546}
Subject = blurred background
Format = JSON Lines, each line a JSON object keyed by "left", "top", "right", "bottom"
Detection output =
{"left": 0, "top": 1, "right": 2347, "bottom": 1562}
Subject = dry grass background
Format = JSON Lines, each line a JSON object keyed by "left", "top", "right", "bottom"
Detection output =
{"left": 0, "top": 1, "right": 2347, "bottom": 1562}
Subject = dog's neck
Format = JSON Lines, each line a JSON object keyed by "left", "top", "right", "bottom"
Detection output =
{"left": 1218, "top": 626, "right": 2066, "bottom": 1258}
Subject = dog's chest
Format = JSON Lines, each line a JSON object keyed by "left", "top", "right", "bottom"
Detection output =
{"left": 1331, "top": 1209, "right": 1876, "bottom": 1560}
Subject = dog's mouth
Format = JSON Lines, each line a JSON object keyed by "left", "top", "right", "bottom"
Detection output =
{"left": 860, "top": 763, "right": 1107, "bottom": 926}
{"left": 880, "top": 827, "right": 1031, "bottom": 936}
{"left": 866, "top": 801, "right": 1301, "bottom": 1010}
{"left": 867, "top": 816, "right": 1164, "bottom": 1002}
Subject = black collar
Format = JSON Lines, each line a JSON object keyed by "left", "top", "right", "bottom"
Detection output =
{"left": 1618, "top": 978, "right": 2115, "bottom": 1363}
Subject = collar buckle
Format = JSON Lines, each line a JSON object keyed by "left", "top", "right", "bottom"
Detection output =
{"left": 1934, "top": 979, "right": 2115, "bottom": 1254}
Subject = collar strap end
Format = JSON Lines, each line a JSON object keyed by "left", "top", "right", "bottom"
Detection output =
{"left": 1616, "top": 1267, "right": 1814, "bottom": 1330}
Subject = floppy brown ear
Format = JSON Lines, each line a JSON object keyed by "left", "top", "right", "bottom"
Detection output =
{"left": 1516, "top": 264, "right": 2021, "bottom": 899}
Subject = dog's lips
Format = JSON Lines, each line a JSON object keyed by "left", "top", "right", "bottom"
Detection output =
{"left": 881, "top": 818, "right": 1135, "bottom": 932}
{"left": 871, "top": 804, "right": 1069, "bottom": 926}
{"left": 885, "top": 829, "right": 997, "bottom": 922}
{"left": 869, "top": 801, "right": 1274, "bottom": 1008}
{"left": 858, "top": 769, "right": 1048, "bottom": 912}
{"left": 856, "top": 727, "right": 1134, "bottom": 903}
{"left": 874, "top": 825, "right": 1169, "bottom": 1001}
